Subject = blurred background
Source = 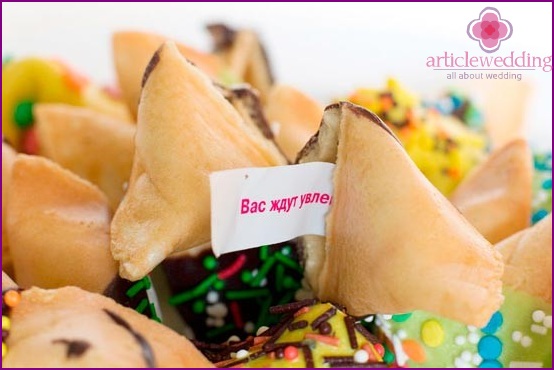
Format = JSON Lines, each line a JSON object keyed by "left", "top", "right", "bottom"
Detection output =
{"left": 2, "top": 2, "right": 552, "bottom": 149}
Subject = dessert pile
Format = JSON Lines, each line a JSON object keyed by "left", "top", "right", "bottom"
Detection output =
{"left": 2, "top": 24, "right": 551, "bottom": 368}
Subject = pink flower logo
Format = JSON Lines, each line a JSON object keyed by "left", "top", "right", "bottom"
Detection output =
{"left": 467, "top": 7, "right": 513, "bottom": 53}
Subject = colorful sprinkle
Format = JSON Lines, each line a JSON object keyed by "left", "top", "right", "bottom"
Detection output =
{"left": 477, "top": 335, "right": 502, "bottom": 360}
{"left": 373, "top": 343, "right": 385, "bottom": 358}
{"left": 481, "top": 311, "right": 503, "bottom": 335}
{"left": 13, "top": 100, "right": 34, "bottom": 129}
{"left": 236, "top": 349, "right": 249, "bottom": 359}
{"left": 4, "top": 291, "right": 21, "bottom": 308}
{"left": 392, "top": 313, "right": 412, "bottom": 322}
{"left": 2, "top": 316, "right": 10, "bottom": 331}
{"left": 284, "top": 345, "right": 299, "bottom": 361}
{"left": 304, "top": 333, "right": 340, "bottom": 347}
{"left": 401, "top": 339, "right": 426, "bottom": 363}
{"left": 478, "top": 359, "right": 502, "bottom": 368}
{"left": 218, "top": 254, "right": 247, "bottom": 280}
{"left": 203, "top": 255, "right": 218, "bottom": 270}
{"left": 354, "top": 349, "right": 369, "bottom": 364}
{"left": 421, "top": 319, "right": 444, "bottom": 347}
{"left": 532, "top": 310, "right": 546, "bottom": 323}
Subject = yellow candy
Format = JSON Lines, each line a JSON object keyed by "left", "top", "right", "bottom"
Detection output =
{"left": 2, "top": 58, "right": 131, "bottom": 149}
{"left": 2, "top": 315, "right": 10, "bottom": 331}
{"left": 2, "top": 342, "right": 7, "bottom": 358}
{"left": 421, "top": 319, "right": 444, "bottom": 348}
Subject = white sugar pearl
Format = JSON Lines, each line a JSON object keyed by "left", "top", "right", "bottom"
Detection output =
{"left": 207, "top": 303, "right": 228, "bottom": 318}
{"left": 244, "top": 322, "right": 255, "bottom": 334}
{"left": 236, "top": 349, "right": 249, "bottom": 359}
{"left": 468, "top": 332, "right": 480, "bottom": 344}
{"left": 521, "top": 336, "right": 533, "bottom": 348}
{"left": 543, "top": 315, "right": 552, "bottom": 329}
{"left": 455, "top": 335, "right": 466, "bottom": 346}
{"left": 454, "top": 358, "right": 468, "bottom": 368}
{"left": 260, "top": 278, "right": 268, "bottom": 287}
{"left": 364, "top": 316, "right": 375, "bottom": 323}
{"left": 396, "top": 329, "right": 408, "bottom": 340}
{"left": 214, "top": 318, "right": 225, "bottom": 328}
{"left": 512, "top": 331, "right": 523, "bottom": 342}
{"left": 472, "top": 353, "right": 482, "bottom": 365}
{"left": 227, "top": 335, "right": 240, "bottom": 343}
{"left": 467, "top": 325, "right": 477, "bottom": 332}
{"left": 206, "top": 291, "right": 219, "bottom": 304}
{"left": 382, "top": 314, "right": 393, "bottom": 320}
{"left": 461, "top": 351, "right": 472, "bottom": 362}
{"left": 354, "top": 350, "right": 369, "bottom": 364}
{"left": 532, "top": 310, "right": 546, "bottom": 323}
{"left": 256, "top": 326, "right": 269, "bottom": 336}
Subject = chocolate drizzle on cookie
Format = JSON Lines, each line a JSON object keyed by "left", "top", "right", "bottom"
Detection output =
{"left": 103, "top": 309, "right": 156, "bottom": 367}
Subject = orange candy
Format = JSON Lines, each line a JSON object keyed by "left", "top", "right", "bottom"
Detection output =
{"left": 402, "top": 339, "right": 426, "bottom": 363}
{"left": 4, "top": 290, "right": 21, "bottom": 308}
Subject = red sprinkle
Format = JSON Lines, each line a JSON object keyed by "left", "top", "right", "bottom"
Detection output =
{"left": 304, "top": 333, "right": 340, "bottom": 347}
{"left": 229, "top": 301, "right": 244, "bottom": 330}
{"left": 284, "top": 346, "right": 299, "bottom": 361}
{"left": 362, "top": 343, "right": 378, "bottom": 361}
{"left": 293, "top": 307, "right": 310, "bottom": 317}
{"left": 218, "top": 254, "right": 247, "bottom": 280}
{"left": 21, "top": 128, "right": 39, "bottom": 155}
{"left": 373, "top": 343, "right": 385, "bottom": 357}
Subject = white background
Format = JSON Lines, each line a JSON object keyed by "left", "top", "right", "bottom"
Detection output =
{"left": 2, "top": 2, "right": 552, "bottom": 149}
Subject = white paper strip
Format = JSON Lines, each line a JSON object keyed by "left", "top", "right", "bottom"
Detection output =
{"left": 210, "top": 162, "right": 335, "bottom": 257}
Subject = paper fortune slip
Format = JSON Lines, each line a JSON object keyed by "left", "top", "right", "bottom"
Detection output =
{"left": 210, "top": 162, "right": 335, "bottom": 257}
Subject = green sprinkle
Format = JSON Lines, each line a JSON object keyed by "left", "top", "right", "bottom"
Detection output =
{"left": 383, "top": 347, "right": 395, "bottom": 364}
{"left": 169, "top": 274, "right": 218, "bottom": 305}
{"left": 203, "top": 255, "right": 218, "bottom": 270}
{"left": 206, "top": 323, "right": 235, "bottom": 339}
{"left": 241, "top": 270, "right": 253, "bottom": 283}
{"left": 276, "top": 264, "right": 285, "bottom": 292}
{"left": 259, "top": 245, "right": 269, "bottom": 261}
{"left": 225, "top": 289, "right": 270, "bottom": 300}
{"left": 275, "top": 252, "right": 303, "bottom": 272}
{"left": 256, "top": 298, "right": 272, "bottom": 328}
{"left": 250, "top": 256, "right": 276, "bottom": 287}
{"left": 149, "top": 303, "right": 162, "bottom": 323}
{"left": 136, "top": 298, "right": 149, "bottom": 314}
{"left": 214, "top": 279, "right": 225, "bottom": 290}
{"left": 277, "top": 290, "right": 296, "bottom": 305}
{"left": 126, "top": 277, "right": 150, "bottom": 298}
{"left": 14, "top": 100, "right": 35, "bottom": 129}
{"left": 392, "top": 313, "right": 413, "bottom": 322}
{"left": 283, "top": 276, "right": 299, "bottom": 289}
{"left": 193, "top": 300, "right": 205, "bottom": 314}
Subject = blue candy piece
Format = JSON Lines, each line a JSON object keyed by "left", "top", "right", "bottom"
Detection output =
{"left": 481, "top": 311, "right": 503, "bottom": 335}
{"left": 478, "top": 335, "right": 503, "bottom": 360}
{"left": 479, "top": 359, "right": 503, "bottom": 368}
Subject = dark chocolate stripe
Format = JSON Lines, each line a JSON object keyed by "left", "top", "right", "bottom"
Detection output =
{"left": 263, "top": 314, "right": 295, "bottom": 351}
{"left": 103, "top": 309, "right": 156, "bottom": 367}
{"left": 311, "top": 307, "right": 337, "bottom": 330}
{"left": 52, "top": 339, "right": 91, "bottom": 359}
{"left": 269, "top": 298, "right": 316, "bottom": 315}
{"left": 354, "top": 322, "right": 379, "bottom": 345}
{"left": 324, "top": 355, "right": 356, "bottom": 365}
{"left": 262, "top": 340, "right": 303, "bottom": 353}
{"left": 288, "top": 320, "right": 308, "bottom": 331}
{"left": 345, "top": 316, "right": 358, "bottom": 349}
{"left": 302, "top": 345, "right": 314, "bottom": 368}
